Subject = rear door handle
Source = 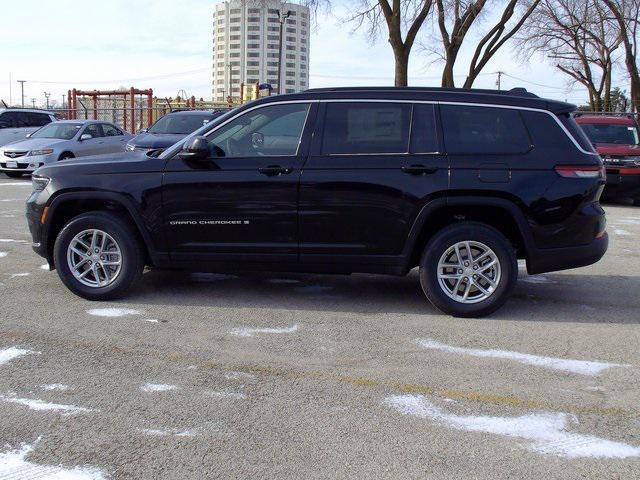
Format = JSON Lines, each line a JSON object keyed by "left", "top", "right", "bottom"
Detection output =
{"left": 258, "top": 165, "right": 292, "bottom": 176}
{"left": 401, "top": 165, "right": 437, "bottom": 175}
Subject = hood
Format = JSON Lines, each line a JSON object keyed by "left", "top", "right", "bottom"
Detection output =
{"left": 35, "top": 151, "right": 157, "bottom": 178}
{"left": 128, "top": 132, "right": 186, "bottom": 149}
{"left": 593, "top": 143, "right": 640, "bottom": 156}
{"left": 2, "top": 138, "right": 67, "bottom": 151}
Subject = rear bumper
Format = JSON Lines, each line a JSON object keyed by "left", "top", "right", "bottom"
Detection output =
{"left": 527, "top": 233, "right": 608, "bottom": 275}
{"left": 603, "top": 170, "right": 640, "bottom": 199}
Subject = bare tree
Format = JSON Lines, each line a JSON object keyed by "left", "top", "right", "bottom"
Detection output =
{"left": 603, "top": 0, "right": 640, "bottom": 111}
{"left": 347, "top": 1, "right": 435, "bottom": 86}
{"left": 518, "top": 0, "right": 621, "bottom": 111}
{"left": 430, "top": 0, "right": 540, "bottom": 88}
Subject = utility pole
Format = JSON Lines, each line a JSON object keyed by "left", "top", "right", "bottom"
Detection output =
{"left": 276, "top": 9, "right": 292, "bottom": 95}
{"left": 44, "top": 92, "right": 51, "bottom": 109}
{"left": 31, "top": 98, "right": 36, "bottom": 108}
{"left": 17, "top": 80, "right": 26, "bottom": 107}
{"left": 62, "top": 95, "right": 66, "bottom": 109}
{"left": 228, "top": 63, "right": 232, "bottom": 103}
{"left": 495, "top": 71, "right": 504, "bottom": 91}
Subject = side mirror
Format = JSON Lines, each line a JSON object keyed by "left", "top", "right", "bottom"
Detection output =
{"left": 251, "top": 132, "right": 264, "bottom": 150}
{"left": 178, "top": 136, "right": 209, "bottom": 162}
{"left": 79, "top": 133, "right": 92, "bottom": 141}
{"left": 138, "top": 128, "right": 148, "bottom": 134}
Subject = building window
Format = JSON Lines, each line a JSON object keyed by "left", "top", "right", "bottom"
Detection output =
{"left": 248, "top": 17, "right": 260, "bottom": 22}
{"left": 230, "top": 8, "right": 240, "bottom": 14}
{"left": 286, "top": 80, "right": 295, "bottom": 85}
{"left": 248, "top": 43, "right": 260, "bottom": 49}
{"left": 231, "top": 26, "right": 240, "bottom": 32}
{"left": 286, "top": 36, "right": 296, "bottom": 42}
{"left": 229, "top": 52, "right": 240, "bottom": 58}
{"left": 267, "top": 52, "right": 279, "bottom": 58}
{"left": 286, "top": 71, "right": 295, "bottom": 77}
{"left": 247, "top": 61, "right": 260, "bottom": 66}
{"left": 268, "top": 35, "right": 279, "bottom": 41}
{"left": 248, "top": 34, "right": 260, "bottom": 40}
{"left": 267, "top": 70, "right": 278, "bottom": 76}
{"left": 248, "top": 8, "right": 260, "bottom": 14}
{"left": 286, "top": 28, "right": 296, "bottom": 33}
{"left": 230, "top": 35, "right": 240, "bottom": 40}
{"left": 268, "top": 26, "right": 279, "bottom": 32}
{"left": 247, "top": 52, "right": 259, "bottom": 57}
{"left": 230, "top": 17, "right": 240, "bottom": 23}
{"left": 286, "top": 45, "right": 295, "bottom": 51}
{"left": 247, "top": 25, "right": 260, "bottom": 31}
{"left": 286, "top": 54, "right": 295, "bottom": 59}
{"left": 267, "top": 61, "right": 278, "bottom": 67}
{"left": 286, "top": 62, "right": 295, "bottom": 68}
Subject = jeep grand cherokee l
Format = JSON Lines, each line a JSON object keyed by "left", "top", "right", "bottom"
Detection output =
{"left": 574, "top": 113, "right": 640, "bottom": 205}
{"left": 25, "top": 87, "right": 608, "bottom": 317}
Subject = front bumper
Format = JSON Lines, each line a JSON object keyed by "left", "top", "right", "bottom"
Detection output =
{"left": 0, "top": 154, "right": 52, "bottom": 173}
{"left": 603, "top": 168, "right": 640, "bottom": 199}
{"left": 25, "top": 189, "right": 49, "bottom": 260}
{"left": 527, "top": 233, "right": 608, "bottom": 275}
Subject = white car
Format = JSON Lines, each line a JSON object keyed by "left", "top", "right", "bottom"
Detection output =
{"left": 0, "top": 108, "right": 56, "bottom": 147}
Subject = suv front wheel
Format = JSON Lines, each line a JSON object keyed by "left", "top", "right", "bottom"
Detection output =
{"left": 419, "top": 222, "right": 517, "bottom": 318}
{"left": 53, "top": 211, "right": 144, "bottom": 300}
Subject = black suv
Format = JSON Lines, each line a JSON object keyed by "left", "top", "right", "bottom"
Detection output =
{"left": 26, "top": 87, "right": 607, "bottom": 317}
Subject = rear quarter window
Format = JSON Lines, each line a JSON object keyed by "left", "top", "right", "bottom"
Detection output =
{"left": 558, "top": 114, "right": 594, "bottom": 152}
{"left": 440, "top": 105, "right": 531, "bottom": 155}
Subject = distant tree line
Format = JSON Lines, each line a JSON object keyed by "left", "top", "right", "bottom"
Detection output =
{"left": 292, "top": 0, "right": 640, "bottom": 111}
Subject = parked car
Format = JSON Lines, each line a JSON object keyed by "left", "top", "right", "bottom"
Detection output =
{"left": 0, "top": 120, "right": 132, "bottom": 178}
{"left": 125, "top": 109, "right": 229, "bottom": 153}
{"left": 26, "top": 87, "right": 607, "bottom": 317}
{"left": 0, "top": 108, "right": 56, "bottom": 148}
{"left": 574, "top": 113, "right": 640, "bottom": 205}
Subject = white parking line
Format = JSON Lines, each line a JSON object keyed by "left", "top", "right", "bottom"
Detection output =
{"left": 229, "top": 323, "right": 299, "bottom": 337}
{"left": 416, "top": 338, "right": 630, "bottom": 376}
{"left": 86, "top": 308, "right": 141, "bottom": 317}
{"left": 0, "top": 394, "right": 95, "bottom": 414}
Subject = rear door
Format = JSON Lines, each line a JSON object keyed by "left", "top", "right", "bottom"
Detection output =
{"left": 101, "top": 123, "right": 128, "bottom": 152}
{"left": 298, "top": 100, "right": 448, "bottom": 270}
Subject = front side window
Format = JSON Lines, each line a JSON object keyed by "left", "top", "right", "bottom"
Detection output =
{"left": 102, "top": 124, "right": 124, "bottom": 136}
{"left": 83, "top": 124, "right": 103, "bottom": 138}
{"left": 440, "top": 105, "right": 531, "bottom": 155}
{"left": 579, "top": 122, "right": 640, "bottom": 146}
{"left": 207, "top": 103, "right": 310, "bottom": 157}
{"left": 30, "top": 123, "right": 83, "bottom": 140}
{"left": 321, "top": 102, "right": 411, "bottom": 155}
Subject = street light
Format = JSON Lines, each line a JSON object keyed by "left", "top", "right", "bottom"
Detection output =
{"left": 276, "top": 9, "right": 292, "bottom": 95}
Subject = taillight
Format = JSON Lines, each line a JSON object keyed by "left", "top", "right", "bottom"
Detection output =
{"left": 554, "top": 165, "right": 605, "bottom": 179}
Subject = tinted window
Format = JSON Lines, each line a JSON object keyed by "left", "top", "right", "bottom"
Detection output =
{"left": 321, "top": 103, "right": 411, "bottom": 154}
{"left": 26, "top": 113, "right": 52, "bottom": 127}
{"left": 578, "top": 122, "right": 639, "bottom": 146}
{"left": 0, "top": 112, "right": 25, "bottom": 128}
{"left": 207, "top": 103, "right": 310, "bottom": 157}
{"left": 411, "top": 104, "right": 438, "bottom": 153}
{"left": 102, "top": 124, "right": 124, "bottom": 136}
{"left": 441, "top": 105, "right": 531, "bottom": 155}
{"left": 559, "top": 114, "right": 594, "bottom": 152}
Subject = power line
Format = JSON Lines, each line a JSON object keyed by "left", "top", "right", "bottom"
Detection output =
{"left": 21, "top": 67, "right": 210, "bottom": 86}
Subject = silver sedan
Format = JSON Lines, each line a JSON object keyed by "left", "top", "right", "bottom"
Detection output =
{"left": 0, "top": 120, "right": 133, "bottom": 177}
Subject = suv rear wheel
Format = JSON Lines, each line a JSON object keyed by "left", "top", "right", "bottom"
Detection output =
{"left": 419, "top": 222, "right": 517, "bottom": 318}
{"left": 53, "top": 211, "right": 143, "bottom": 300}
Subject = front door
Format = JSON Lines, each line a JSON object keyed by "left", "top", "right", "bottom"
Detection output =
{"left": 162, "top": 101, "right": 315, "bottom": 265}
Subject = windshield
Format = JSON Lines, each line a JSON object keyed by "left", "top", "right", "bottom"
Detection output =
{"left": 580, "top": 122, "right": 640, "bottom": 145}
{"left": 30, "top": 123, "right": 82, "bottom": 140}
{"left": 159, "top": 108, "right": 237, "bottom": 159}
{"left": 148, "top": 114, "right": 212, "bottom": 135}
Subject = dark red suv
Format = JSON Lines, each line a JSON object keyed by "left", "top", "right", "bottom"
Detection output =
{"left": 575, "top": 113, "right": 640, "bottom": 205}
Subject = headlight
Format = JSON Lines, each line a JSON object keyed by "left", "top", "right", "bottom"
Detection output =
{"left": 28, "top": 149, "right": 54, "bottom": 156}
{"left": 31, "top": 175, "right": 50, "bottom": 192}
{"left": 125, "top": 143, "right": 135, "bottom": 151}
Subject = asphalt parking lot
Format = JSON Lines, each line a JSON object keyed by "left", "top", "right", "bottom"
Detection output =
{"left": 0, "top": 176, "right": 639, "bottom": 479}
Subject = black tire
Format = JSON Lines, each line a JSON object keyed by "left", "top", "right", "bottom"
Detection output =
{"left": 53, "top": 211, "right": 144, "bottom": 300}
{"left": 419, "top": 222, "right": 518, "bottom": 318}
{"left": 58, "top": 152, "right": 74, "bottom": 161}
{"left": 4, "top": 172, "right": 23, "bottom": 178}
{"left": 633, "top": 199, "right": 640, "bottom": 207}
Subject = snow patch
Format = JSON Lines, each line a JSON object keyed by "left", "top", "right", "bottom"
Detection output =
{"left": 139, "top": 428, "right": 197, "bottom": 437}
{"left": 86, "top": 308, "right": 140, "bottom": 317}
{"left": 224, "top": 371, "right": 255, "bottom": 381}
{"left": 0, "top": 393, "right": 95, "bottom": 414}
{"left": 10, "top": 272, "right": 30, "bottom": 278}
{"left": 0, "top": 442, "right": 106, "bottom": 480}
{"left": 416, "top": 338, "right": 629, "bottom": 376}
{"left": 142, "top": 318, "right": 159, "bottom": 323}
{"left": 140, "top": 383, "right": 178, "bottom": 393}
{"left": 0, "top": 346, "right": 39, "bottom": 366}
{"left": 40, "top": 264, "right": 50, "bottom": 270}
{"left": 230, "top": 323, "right": 299, "bottom": 337}
{"left": 41, "top": 384, "right": 70, "bottom": 391}
{"left": 0, "top": 182, "right": 31, "bottom": 186}
{"left": 0, "top": 238, "right": 26, "bottom": 243}
{"left": 0, "top": 252, "right": 7, "bottom": 258}
{"left": 384, "top": 394, "right": 640, "bottom": 459}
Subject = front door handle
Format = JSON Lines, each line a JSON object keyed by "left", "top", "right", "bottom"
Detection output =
{"left": 258, "top": 165, "right": 292, "bottom": 176}
{"left": 401, "top": 165, "right": 437, "bottom": 175}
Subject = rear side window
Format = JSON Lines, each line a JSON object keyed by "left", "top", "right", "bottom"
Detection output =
{"left": 26, "top": 113, "right": 52, "bottom": 127}
{"left": 102, "top": 124, "right": 124, "bottom": 136}
{"left": 321, "top": 102, "right": 411, "bottom": 154}
{"left": 559, "top": 115, "right": 596, "bottom": 152}
{"left": 411, "top": 104, "right": 439, "bottom": 153}
{"left": 440, "top": 105, "right": 531, "bottom": 155}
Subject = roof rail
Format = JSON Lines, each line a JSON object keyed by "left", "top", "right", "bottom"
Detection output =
{"left": 303, "top": 85, "right": 539, "bottom": 98}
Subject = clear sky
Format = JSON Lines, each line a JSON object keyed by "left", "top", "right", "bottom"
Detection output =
{"left": 0, "top": 0, "right": 628, "bottom": 108}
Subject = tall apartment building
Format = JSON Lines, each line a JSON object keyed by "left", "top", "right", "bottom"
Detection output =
{"left": 212, "top": 1, "right": 310, "bottom": 101}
